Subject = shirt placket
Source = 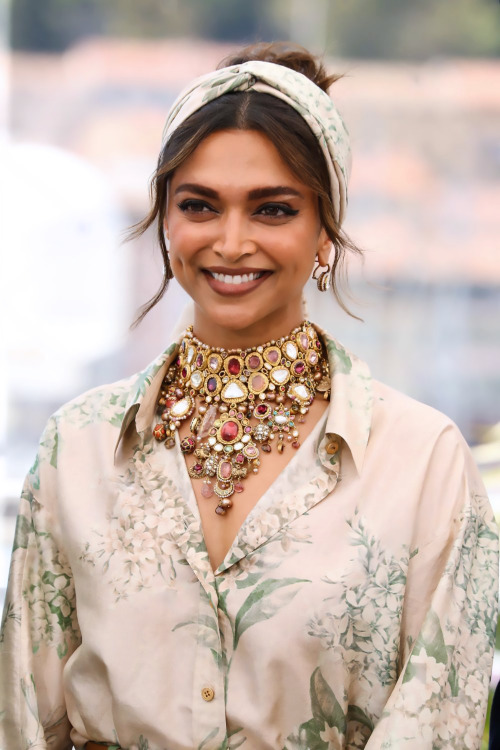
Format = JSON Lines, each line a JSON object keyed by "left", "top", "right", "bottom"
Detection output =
{"left": 192, "top": 579, "right": 227, "bottom": 750}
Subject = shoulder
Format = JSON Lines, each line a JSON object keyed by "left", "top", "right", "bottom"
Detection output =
{"left": 371, "top": 378, "right": 464, "bottom": 447}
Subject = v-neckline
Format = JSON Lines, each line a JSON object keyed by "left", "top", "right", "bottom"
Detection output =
{"left": 170, "top": 407, "right": 330, "bottom": 574}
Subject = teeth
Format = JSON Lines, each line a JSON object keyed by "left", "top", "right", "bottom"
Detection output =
{"left": 211, "top": 272, "right": 263, "bottom": 284}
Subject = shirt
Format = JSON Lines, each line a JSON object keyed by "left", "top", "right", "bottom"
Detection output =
{"left": 0, "top": 322, "right": 498, "bottom": 750}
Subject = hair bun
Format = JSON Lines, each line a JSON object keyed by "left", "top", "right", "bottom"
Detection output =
{"left": 218, "top": 41, "right": 341, "bottom": 93}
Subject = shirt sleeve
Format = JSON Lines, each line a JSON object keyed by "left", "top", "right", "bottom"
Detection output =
{"left": 0, "top": 416, "right": 81, "bottom": 750}
{"left": 366, "top": 425, "right": 499, "bottom": 750}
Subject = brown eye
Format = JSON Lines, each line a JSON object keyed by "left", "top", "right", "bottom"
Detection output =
{"left": 177, "top": 200, "right": 215, "bottom": 214}
{"left": 256, "top": 203, "right": 299, "bottom": 218}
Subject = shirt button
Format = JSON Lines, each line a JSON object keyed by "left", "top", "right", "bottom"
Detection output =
{"left": 326, "top": 439, "right": 340, "bottom": 455}
{"left": 201, "top": 686, "right": 215, "bottom": 702}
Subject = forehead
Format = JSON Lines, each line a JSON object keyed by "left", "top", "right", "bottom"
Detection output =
{"left": 171, "top": 129, "right": 305, "bottom": 191}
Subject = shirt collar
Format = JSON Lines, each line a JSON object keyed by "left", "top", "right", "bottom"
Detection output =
{"left": 114, "top": 314, "right": 373, "bottom": 475}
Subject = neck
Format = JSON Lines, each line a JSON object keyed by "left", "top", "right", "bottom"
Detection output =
{"left": 192, "top": 305, "right": 307, "bottom": 352}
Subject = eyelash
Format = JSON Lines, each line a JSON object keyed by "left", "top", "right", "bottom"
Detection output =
{"left": 176, "top": 199, "right": 299, "bottom": 218}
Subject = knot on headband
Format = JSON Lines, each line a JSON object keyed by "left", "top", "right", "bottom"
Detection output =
{"left": 162, "top": 60, "right": 351, "bottom": 226}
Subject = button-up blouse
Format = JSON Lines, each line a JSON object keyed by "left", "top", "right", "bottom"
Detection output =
{"left": 1, "top": 324, "right": 498, "bottom": 750}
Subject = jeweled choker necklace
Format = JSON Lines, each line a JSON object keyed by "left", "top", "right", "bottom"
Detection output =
{"left": 153, "top": 321, "right": 331, "bottom": 515}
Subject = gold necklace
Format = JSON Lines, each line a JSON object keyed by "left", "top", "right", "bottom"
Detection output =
{"left": 153, "top": 321, "right": 330, "bottom": 515}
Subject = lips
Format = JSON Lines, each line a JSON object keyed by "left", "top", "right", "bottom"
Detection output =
{"left": 202, "top": 268, "right": 272, "bottom": 296}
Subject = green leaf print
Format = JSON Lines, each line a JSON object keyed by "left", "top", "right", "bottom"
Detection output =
{"left": 403, "top": 608, "right": 447, "bottom": 684}
{"left": 233, "top": 577, "right": 309, "bottom": 649}
{"left": 325, "top": 340, "right": 352, "bottom": 374}
{"left": 413, "top": 609, "right": 447, "bottom": 664}
{"left": 198, "top": 727, "right": 219, "bottom": 750}
{"left": 346, "top": 703, "right": 374, "bottom": 731}
{"left": 310, "top": 667, "right": 346, "bottom": 734}
{"left": 294, "top": 717, "right": 329, "bottom": 750}
{"left": 13, "top": 514, "right": 32, "bottom": 551}
{"left": 50, "top": 430, "right": 59, "bottom": 468}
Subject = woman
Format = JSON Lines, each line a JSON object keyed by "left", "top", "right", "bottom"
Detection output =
{"left": 0, "top": 42, "right": 498, "bottom": 750}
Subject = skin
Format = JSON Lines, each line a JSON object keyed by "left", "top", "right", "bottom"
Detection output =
{"left": 164, "top": 129, "right": 332, "bottom": 568}
{"left": 164, "top": 128, "right": 331, "bottom": 351}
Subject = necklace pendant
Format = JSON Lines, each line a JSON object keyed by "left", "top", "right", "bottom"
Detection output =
{"left": 201, "top": 481, "right": 214, "bottom": 498}
{"left": 214, "top": 481, "right": 234, "bottom": 499}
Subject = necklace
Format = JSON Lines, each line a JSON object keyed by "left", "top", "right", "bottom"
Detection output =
{"left": 153, "top": 321, "right": 331, "bottom": 515}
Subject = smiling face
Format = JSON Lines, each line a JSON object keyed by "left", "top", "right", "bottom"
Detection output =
{"left": 165, "top": 129, "right": 331, "bottom": 349}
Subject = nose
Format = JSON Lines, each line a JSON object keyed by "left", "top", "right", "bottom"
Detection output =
{"left": 212, "top": 211, "right": 256, "bottom": 260}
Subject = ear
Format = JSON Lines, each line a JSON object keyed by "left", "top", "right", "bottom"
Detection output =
{"left": 316, "top": 228, "right": 332, "bottom": 267}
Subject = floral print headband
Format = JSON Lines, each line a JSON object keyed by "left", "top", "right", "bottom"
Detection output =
{"left": 161, "top": 60, "right": 351, "bottom": 226}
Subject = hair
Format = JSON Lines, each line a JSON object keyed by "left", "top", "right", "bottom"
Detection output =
{"left": 128, "top": 41, "right": 363, "bottom": 327}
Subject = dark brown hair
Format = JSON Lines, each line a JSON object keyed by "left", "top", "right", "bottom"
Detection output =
{"left": 129, "top": 42, "right": 362, "bottom": 326}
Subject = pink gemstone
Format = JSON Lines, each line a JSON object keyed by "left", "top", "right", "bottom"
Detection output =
{"left": 193, "top": 463, "right": 203, "bottom": 474}
{"left": 227, "top": 358, "right": 241, "bottom": 375}
{"left": 181, "top": 367, "right": 188, "bottom": 378}
{"left": 229, "top": 409, "right": 236, "bottom": 416}
{"left": 220, "top": 461, "right": 232, "bottom": 479}
{"left": 244, "top": 426, "right": 252, "bottom": 433}
{"left": 292, "top": 441, "right": 300, "bottom": 449}
{"left": 307, "top": 351, "right": 318, "bottom": 364}
{"left": 262, "top": 444, "right": 271, "bottom": 453}
{"left": 220, "top": 420, "right": 239, "bottom": 442}
{"left": 250, "top": 374, "right": 265, "bottom": 391}
{"left": 207, "top": 376, "right": 217, "bottom": 392}
{"left": 268, "top": 350, "right": 279, "bottom": 363}
{"left": 215, "top": 506, "right": 226, "bottom": 515}
{"left": 196, "top": 353, "right": 204, "bottom": 367}
{"left": 237, "top": 413, "right": 244, "bottom": 419}
{"left": 245, "top": 445, "right": 258, "bottom": 457}
{"left": 234, "top": 483, "right": 244, "bottom": 493}
{"left": 201, "top": 483, "right": 214, "bottom": 498}
{"left": 235, "top": 453, "right": 244, "bottom": 463}
{"left": 293, "top": 361, "right": 305, "bottom": 375}
{"left": 209, "top": 356, "right": 219, "bottom": 370}
{"left": 248, "top": 355, "right": 260, "bottom": 370}
{"left": 299, "top": 333, "right": 308, "bottom": 350}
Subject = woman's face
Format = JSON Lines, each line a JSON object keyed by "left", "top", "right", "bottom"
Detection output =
{"left": 165, "top": 128, "right": 331, "bottom": 348}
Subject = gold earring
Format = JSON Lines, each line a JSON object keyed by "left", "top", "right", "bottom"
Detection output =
{"left": 312, "top": 262, "right": 331, "bottom": 292}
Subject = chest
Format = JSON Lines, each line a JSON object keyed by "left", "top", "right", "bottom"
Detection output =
{"left": 178, "top": 398, "right": 330, "bottom": 570}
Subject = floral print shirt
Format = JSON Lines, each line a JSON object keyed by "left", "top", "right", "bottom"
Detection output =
{"left": 0, "top": 323, "right": 498, "bottom": 750}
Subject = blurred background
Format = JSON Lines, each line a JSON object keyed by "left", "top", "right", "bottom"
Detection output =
{"left": 1, "top": 0, "right": 499, "bottom": 736}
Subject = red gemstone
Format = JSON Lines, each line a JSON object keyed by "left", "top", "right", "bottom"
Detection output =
{"left": 153, "top": 424, "right": 166, "bottom": 441}
{"left": 165, "top": 397, "right": 177, "bottom": 408}
{"left": 207, "top": 376, "right": 217, "bottom": 392}
{"left": 227, "top": 358, "right": 241, "bottom": 375}
{"left": 293, "top": 361, "right": 305, "bottom": 375}
{"left": 193, "top": 463, "right": 203, "bottom": 474}
{"left": 221, "top": 420, "right": 239, "bottom": 442}
{"left": 256, "top": 403, "right": 268, "bottom": 415}
{"left": 196, "top": 353, "right": 204, "bottom": 367}
{"left": 181, "top": 367, "right": 188, "bottom": 378}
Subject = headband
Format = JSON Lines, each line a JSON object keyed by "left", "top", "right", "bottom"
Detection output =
{"left": 161, "top": 60, "right": 351, "bottom": 226}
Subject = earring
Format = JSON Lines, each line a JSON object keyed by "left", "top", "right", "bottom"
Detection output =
{"left": 312, "top": 262, "right": 331, "bottom": 292}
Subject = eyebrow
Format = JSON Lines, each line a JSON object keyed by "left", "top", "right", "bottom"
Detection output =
{"left": 173, "top": 183, "right": 305, "bottom": 200}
